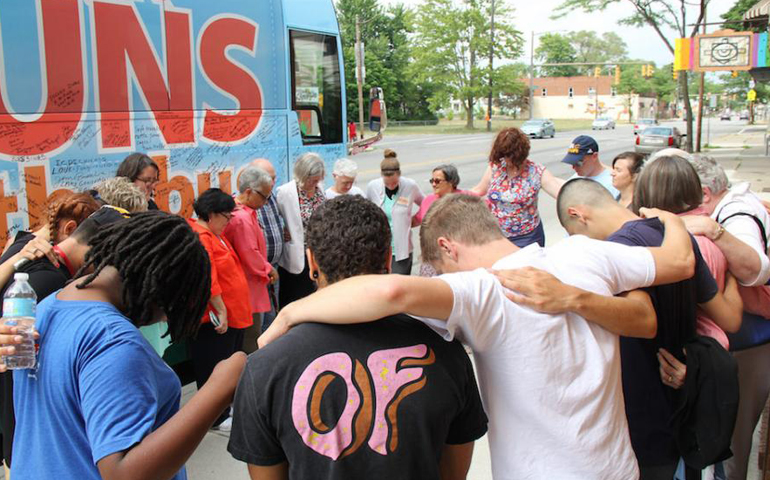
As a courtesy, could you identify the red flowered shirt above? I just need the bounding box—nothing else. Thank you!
[487,159,545,238]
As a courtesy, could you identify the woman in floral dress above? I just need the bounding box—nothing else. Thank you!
[473,128,564,247]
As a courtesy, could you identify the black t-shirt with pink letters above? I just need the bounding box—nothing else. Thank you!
[228,315,487,479]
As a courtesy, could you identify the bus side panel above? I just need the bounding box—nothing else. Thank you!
[0,0,296,241]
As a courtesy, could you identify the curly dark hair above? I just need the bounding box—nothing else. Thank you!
[75,210,211,342]
[306,195,391,284]
[193,188,236,221]
[489,128,531,168]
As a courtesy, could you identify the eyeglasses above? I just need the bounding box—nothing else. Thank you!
[429,178,446,186]
[255,190,271,201]
[219,212,233,222]
[574,160,584,168]
[136,176,159,185]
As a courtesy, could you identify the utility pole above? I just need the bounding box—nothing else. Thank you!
[595,69,600,120]
[528,31,534,120]
[696,8,707,152]
[486,0,495,132]
[355,15,365,140]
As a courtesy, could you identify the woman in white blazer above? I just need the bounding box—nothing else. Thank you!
[366,149,424,275]
[275,153,326,307]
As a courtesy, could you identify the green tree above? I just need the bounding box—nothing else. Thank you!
[553,0,708,151]
[494,63,529,117]
[412,0,524,129]
[336,0,434,124]
[616,64,654,122]
[534,31,628,77]
[536,33,579,77]
[570,31,628,75]
[720,71,770,106]
[721,0,765,32]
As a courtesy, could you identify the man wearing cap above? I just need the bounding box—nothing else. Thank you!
[0,205,129,477]
[562,135,620,198]
[366,149,424,275]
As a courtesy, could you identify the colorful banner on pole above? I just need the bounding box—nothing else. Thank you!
[674,30,769,72]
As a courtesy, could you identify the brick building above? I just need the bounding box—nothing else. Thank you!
[528,75,656,121]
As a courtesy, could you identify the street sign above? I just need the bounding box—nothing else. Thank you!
[748,89,757,101]
[710,95,718,108]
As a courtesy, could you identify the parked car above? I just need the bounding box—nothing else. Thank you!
[740,111,750,120]
[633,118,658,135]
[720,112,732,121]
[635,126,685,155]
[521,119,556,138]
[592,117,616,130]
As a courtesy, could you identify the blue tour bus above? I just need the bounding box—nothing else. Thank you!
[0,0,383,374]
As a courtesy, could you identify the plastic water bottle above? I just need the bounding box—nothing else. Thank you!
[2,273,37,369]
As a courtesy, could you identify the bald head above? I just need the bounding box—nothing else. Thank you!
[250,158,276,182]
[556,178,619,229]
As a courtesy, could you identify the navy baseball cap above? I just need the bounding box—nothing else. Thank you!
[562,135,599,165]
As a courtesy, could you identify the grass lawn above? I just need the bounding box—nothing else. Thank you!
[377,118,615,135]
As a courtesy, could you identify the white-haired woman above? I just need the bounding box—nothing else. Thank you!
[326,158,364,199]
[275,153,326,306]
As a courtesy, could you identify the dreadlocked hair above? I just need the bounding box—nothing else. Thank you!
[74,211,211,342]
[46,192,100,243]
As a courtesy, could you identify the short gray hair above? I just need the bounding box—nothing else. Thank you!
[689,154,729,195]
[94,177,148,213]
[333,158,358,178]
[238,165,272,194]
[293,153,325,183]
[433,164,460,189]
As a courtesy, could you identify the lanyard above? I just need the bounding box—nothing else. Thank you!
[53,245,75,277]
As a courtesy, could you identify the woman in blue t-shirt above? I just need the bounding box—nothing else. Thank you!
[1,211,246,480]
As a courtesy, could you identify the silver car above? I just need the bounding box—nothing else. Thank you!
[634,126,684,155]
[592,117,615,130]
[521,119,555,139]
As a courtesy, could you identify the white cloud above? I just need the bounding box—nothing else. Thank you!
[379,0,739,67]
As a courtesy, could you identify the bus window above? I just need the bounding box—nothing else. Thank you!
[290,30,343,145]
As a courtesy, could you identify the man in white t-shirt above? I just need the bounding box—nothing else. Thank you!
[261,194,696,479]
[563,135,620,198]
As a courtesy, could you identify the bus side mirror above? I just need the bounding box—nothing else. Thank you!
[368,87,387,133]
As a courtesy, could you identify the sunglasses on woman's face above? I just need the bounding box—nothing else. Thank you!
[429,178,446,186]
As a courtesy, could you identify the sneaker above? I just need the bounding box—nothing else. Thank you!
[212,417,232,433]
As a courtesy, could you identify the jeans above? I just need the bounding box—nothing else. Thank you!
[507,221,545,248]
[261,280,279,332]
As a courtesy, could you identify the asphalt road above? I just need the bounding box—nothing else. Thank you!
[352,118,749,254]
[182,118,750,480]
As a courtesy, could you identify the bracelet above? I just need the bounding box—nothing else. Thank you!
[713,224,726,241]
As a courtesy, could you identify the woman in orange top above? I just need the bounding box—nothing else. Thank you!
[188,188,252,432]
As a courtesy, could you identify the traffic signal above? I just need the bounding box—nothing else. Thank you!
[673,70,679,80]
[647,65,654,77]
[614,66,621,85]
[641,65,646,76]
[594,67,601,78]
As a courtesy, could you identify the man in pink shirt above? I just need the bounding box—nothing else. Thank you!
[224,165,278,353]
